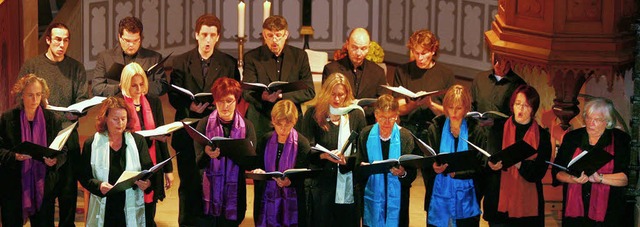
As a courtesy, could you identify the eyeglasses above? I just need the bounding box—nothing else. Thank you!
[377,116,397,123]
[215,98,236,106]
[513,102,531,109]
[585,116,606,125]
[120,37,141,45]
[264,31,286,41]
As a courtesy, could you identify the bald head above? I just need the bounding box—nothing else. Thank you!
[347,28,371,67]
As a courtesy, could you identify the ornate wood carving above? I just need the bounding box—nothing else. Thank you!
[487,0,636,129]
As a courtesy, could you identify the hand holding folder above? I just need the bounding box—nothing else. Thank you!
[12,122,78,160]
[412,133,479,173]
[107,153,179,195]
[182,122,256,163]
[546,149,613,177]
[359,154,426,176]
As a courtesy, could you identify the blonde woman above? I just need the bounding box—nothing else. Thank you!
[119,62,173,227]
[252,100,310,227]
[301,73,366,226]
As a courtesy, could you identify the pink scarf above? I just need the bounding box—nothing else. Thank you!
[565,135,614,222]
[124,95,156,203]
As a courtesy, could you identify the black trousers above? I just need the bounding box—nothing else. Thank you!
[145,202,157,227]
[173,130,203,227]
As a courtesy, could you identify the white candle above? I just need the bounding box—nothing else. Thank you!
[238,1,246,37]
[263,1,271,22]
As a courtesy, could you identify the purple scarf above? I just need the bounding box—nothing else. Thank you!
[203,110,245,220]
[258,129,299,227]
[20,107,47,222]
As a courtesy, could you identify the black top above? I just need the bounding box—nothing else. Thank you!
[105,143,127,226]
[552,128,630,225]
[482,118,551,223]
[471,70,526,114]
[422,116,488,210]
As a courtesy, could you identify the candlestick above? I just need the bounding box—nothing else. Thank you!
[263,1,271,22]
[238,1,245,38]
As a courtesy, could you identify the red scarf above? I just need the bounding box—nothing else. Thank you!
[124,95,157,203]
[497,117,540,217]
[564,135,614,222]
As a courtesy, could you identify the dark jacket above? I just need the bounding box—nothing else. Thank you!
[552,128,630,226]
[242,45,315,138]
[92,46,168,97]
[169,48,241,122]
[321,57,388,99]
[78,132,154,197]
[422,116,488,211]
[355,124,417,227]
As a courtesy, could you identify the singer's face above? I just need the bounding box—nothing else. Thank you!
[263,29,288,56]
[330,84,347,108]
[512,93,532,125]
[196,25,220,55]
[119,29,141,56]
[107,108,128,135]
[215,94,237,122]
[128,75,146,99]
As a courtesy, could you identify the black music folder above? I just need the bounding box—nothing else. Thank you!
[547,149,613,177]
[107,153,178,195]
[182,122,256,163]
[246,168,318,180]
[242,81,310,94]
[358,154,426,176]
[170,84,213,104]
[12,122,78,160]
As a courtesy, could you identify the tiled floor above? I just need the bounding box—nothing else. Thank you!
[30,95,562,227]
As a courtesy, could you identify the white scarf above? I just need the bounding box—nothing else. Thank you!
[87,132,146,227]
[334,114,355,204]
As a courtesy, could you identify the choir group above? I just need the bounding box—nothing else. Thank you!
[0,13,630,227]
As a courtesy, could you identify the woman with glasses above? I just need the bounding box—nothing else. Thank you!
[356,94,416,227]
[301,73,366,226]
[118,62,173,227]
[251,99,310,227]
[423,84,486,227]
[552,98,630,226]
[194,77,257,226]
[0,75,68,226]
[482,85,551,226]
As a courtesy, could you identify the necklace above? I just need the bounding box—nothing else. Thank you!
[134,104,141,111]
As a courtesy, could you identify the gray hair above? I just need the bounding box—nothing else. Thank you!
[582,98,616,129]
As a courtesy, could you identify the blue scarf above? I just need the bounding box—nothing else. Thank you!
[428,118,481,227]
[203,110,246,219]
[363,123,401,227]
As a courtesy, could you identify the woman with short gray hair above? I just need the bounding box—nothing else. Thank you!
[552,98,630,226]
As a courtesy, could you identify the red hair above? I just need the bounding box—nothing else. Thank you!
[95,97,137,133]
[211,77,242,101]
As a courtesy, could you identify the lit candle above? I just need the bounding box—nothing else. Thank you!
[238,1,245,37]
[263,0,271,22]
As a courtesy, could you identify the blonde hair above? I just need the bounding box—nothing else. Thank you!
[442,84,471,118]
[12,74,51,108]
[271,99,298,124]
[314,73,355,131]
[119,62,149,97]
